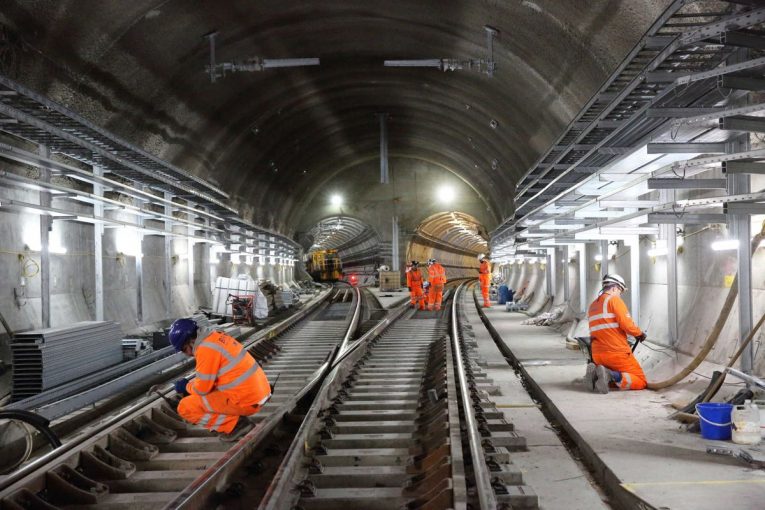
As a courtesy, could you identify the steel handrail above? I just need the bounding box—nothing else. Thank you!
[451,282,497,509]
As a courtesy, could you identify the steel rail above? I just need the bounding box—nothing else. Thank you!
[450,282,497,509]
[258,297,419,509]
[164,286,362,509]
[0,288,332,495]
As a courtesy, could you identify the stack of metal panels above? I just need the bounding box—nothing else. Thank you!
[122,338,153,361]
[11,321,123,402]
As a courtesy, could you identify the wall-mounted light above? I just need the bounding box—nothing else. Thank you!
[594,254,603,262]
[711,239,739,251]
[330,194,343,206]
[647,239,668,258]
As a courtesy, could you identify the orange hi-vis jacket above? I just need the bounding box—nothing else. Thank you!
[407,268,424,288]
[587,293,643,355]
[190,331,271,407]
[428,263,447,285]
[479,260,491,275]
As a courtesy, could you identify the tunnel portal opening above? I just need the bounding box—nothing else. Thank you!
[407,211,488,279]
[301,215,381,283]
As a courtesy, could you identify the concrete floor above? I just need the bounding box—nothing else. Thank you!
[366,287,410,309]
[463,296,610,510]
[477,301,765,510]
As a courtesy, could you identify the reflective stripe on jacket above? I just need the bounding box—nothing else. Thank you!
[428,263,447,285]
[407,268,424,287]
[190,331,271,406]
[587,293,642,355]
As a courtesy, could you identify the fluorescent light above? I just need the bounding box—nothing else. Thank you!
[711,239,739,251]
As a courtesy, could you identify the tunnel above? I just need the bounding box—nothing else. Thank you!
[0,2,764,509]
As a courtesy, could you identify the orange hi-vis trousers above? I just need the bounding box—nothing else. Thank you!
[428,284,444,311]
[479,273,491,306]
[177,390,269,434]
[410,286,426,310]
[592,350,647,390]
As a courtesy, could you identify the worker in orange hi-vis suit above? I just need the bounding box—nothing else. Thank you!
[406,260,426,310]
[585,274,648,394]
[426,258,447,311]
[478,254,492,308]
[168,318,272,441]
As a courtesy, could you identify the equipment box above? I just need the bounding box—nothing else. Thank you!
[379,271,401,291]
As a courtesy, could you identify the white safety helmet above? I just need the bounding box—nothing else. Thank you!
[477,253,485,261]
[602,273,626,292]
[427,258,436,265]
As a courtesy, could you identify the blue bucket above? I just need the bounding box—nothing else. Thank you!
[696,402,733,440]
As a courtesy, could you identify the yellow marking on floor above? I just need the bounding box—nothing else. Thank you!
[622,479,765,493]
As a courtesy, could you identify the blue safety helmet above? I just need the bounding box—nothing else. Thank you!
[168,318,198,352]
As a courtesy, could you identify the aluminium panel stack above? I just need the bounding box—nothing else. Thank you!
[11,321,123,402]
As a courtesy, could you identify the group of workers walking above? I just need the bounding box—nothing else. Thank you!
[406,258,447,311]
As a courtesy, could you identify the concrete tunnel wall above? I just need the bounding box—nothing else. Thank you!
[498,220,765,379]
[0,150,297,347]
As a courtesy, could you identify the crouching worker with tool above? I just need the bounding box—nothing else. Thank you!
[168,318,271,441]
[585,274,647,393]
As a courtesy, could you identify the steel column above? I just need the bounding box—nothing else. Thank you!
[578,244,587,314]
[391,215,399,271]
[562,245,570,302]
[546,248,556,301]
[38,145,51,328]
[379,113,389,184]
[187,206,195,300]
[135,186,146,323]
[730,171,753,373]
[164,192,173,317]
[660,189,678,345]
[93,166,104,321]
[627,236,641,324]
[599,240,608,278]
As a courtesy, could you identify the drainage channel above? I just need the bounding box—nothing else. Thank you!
[0,287,363,510]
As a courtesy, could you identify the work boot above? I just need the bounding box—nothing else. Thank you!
[218,418,253,442]
[583,363,597,392]
[594,365,610,394]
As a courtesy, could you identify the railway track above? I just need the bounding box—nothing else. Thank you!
[0,281,540,509]
[260,282,536,509]
[0,285,362,509]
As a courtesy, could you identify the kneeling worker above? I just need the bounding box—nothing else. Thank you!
[585,274,647,393]
[169,318,271,441]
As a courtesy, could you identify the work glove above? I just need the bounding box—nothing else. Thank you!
[635,332,647,343]
[174,378,189,396]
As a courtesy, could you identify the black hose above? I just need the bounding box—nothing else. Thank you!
[0,409,62,448]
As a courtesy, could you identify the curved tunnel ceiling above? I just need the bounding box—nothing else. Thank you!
[415,211,488,256]
[0,0,672,235]
[304,215,376,252]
